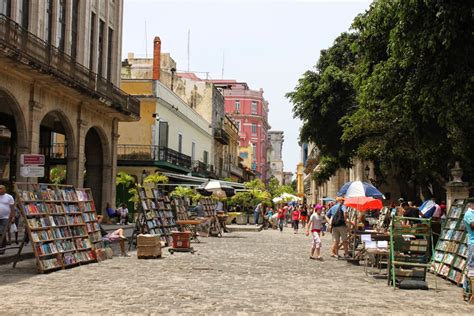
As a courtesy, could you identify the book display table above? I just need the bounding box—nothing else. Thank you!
[14,183,104,273]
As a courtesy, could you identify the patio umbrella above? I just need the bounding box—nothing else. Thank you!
[344,196,383,211]
[337,181,385,199]
[321,197,335,202]
[197,180,235,198]
[272,196,283,203]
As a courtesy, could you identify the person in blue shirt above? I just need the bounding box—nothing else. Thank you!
[324,197,349,258]
[463,202,474,300]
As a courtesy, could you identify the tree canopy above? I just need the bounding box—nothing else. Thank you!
[288,0,474,198]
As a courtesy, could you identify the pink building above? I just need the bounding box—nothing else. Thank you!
[209,80,270,181]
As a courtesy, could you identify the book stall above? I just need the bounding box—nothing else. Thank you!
[133,186,178,247]
[14,183,105,273]
[431,198,473,300]
[199,197,223,237]
[173,197,202,243]
[388,216,434,289]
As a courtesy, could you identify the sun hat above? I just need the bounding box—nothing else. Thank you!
[315,204,322,210]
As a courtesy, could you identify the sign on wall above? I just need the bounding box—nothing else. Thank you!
[20,154,45,166]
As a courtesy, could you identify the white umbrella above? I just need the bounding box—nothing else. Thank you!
[197,180,235,198]
[272,197,283,203]
[280,192,301,202]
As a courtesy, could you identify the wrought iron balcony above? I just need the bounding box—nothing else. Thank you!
[192,160,209,174]
[0,14,139,118]
[117,145,191,170]
[214,127,229,145]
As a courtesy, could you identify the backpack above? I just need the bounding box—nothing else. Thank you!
[331,204,345,227]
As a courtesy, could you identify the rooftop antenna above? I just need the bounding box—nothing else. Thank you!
[187,29,190,72]
[221,51,225,79]
[145,20,148,58]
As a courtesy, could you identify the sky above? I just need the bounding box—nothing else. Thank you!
[122,0,372,176]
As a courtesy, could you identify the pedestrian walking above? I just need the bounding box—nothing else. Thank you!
[300,205,308,229]
[0,185,15,254]
[254,202,262,226]
[117,203,129,225]
[325,197,349,258]
[277,205,286,232]
[462,202,474,301]
[307,205,324,260]
[292,206,300,234]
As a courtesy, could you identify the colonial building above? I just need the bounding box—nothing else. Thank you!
[282,171,293,185]
[0,0,139,211]
[300,142,401,205]
[209,80,271,182]
[268,131,284,184]
[118,37,213,182]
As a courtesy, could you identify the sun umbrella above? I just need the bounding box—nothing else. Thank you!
[197,180,235,198]
[337,181,384,199]
[344,196,383,211]
[272,197,283,203]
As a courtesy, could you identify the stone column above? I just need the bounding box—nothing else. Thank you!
[446,162,470,210]
[75,113,88,187]
[109,118,120,208]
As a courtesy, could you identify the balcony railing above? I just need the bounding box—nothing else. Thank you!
[229,164,244,178]
[214,127,229,145]
[117,145,191,170]
[0,14,139,117]
[192,160,210,175]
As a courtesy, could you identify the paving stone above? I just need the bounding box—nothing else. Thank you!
[0,229,472,314]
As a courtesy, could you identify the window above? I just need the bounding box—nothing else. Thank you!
[71,0,79,59]
[158,121,169,147]
[236,121,240,131]
[191,142,196,161]
[252,143,257,156]
[251,123,257,135]
[57,0,66,51]
[0,0,11,17]
[45,0,53,44]
[19,0,29,30]
[89,12,96,70]
[251,101,257,114]
[203,151,209,165]
[235,100,240,113]
[98,19,105,76]
[106,27,114,81]
[178,134,182,153]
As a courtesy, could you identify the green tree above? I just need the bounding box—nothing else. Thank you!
[287,32,359,184]
[343,0,474,198]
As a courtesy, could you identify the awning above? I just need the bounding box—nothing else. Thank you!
[161,172,245,189]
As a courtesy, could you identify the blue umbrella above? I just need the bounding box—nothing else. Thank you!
[337,181,384,199]
[321,197,335,202]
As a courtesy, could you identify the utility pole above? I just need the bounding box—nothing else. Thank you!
[187,30,190,72]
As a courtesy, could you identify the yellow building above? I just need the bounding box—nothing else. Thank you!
[118,38,213,182]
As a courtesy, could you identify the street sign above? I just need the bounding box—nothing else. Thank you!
[21,154,45,165]
[20,166,45,178]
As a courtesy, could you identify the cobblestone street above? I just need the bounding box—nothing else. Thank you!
[0,229,472,315]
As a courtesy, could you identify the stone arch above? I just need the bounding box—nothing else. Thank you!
[0,87,28,186]
[84,125,111,214]
[39,109,77,184]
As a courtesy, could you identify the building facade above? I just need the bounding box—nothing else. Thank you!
[268,131,284,184]
[0,0,139,211]
[118,37,213,182]
[282,171,293,185]
[209,80,270,182]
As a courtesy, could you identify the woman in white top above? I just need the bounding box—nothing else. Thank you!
[306,204,324,260]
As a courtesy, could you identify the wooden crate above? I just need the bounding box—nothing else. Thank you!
[137,234,162,259]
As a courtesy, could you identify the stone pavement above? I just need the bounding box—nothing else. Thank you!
[0,228,472,315]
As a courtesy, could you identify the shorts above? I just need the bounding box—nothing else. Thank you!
[332,225,348,243]
[300,215,307,222]
[311,231,321,249]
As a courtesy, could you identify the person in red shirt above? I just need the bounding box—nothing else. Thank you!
[292,206,301,234]
[277,205,286,232]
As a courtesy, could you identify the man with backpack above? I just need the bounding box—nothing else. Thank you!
[325,197,349,258]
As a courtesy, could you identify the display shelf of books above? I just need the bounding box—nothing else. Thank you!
[200,198,216,217]
[77,188,105,251]
[15,183,98,273]
[431,199,470,286]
